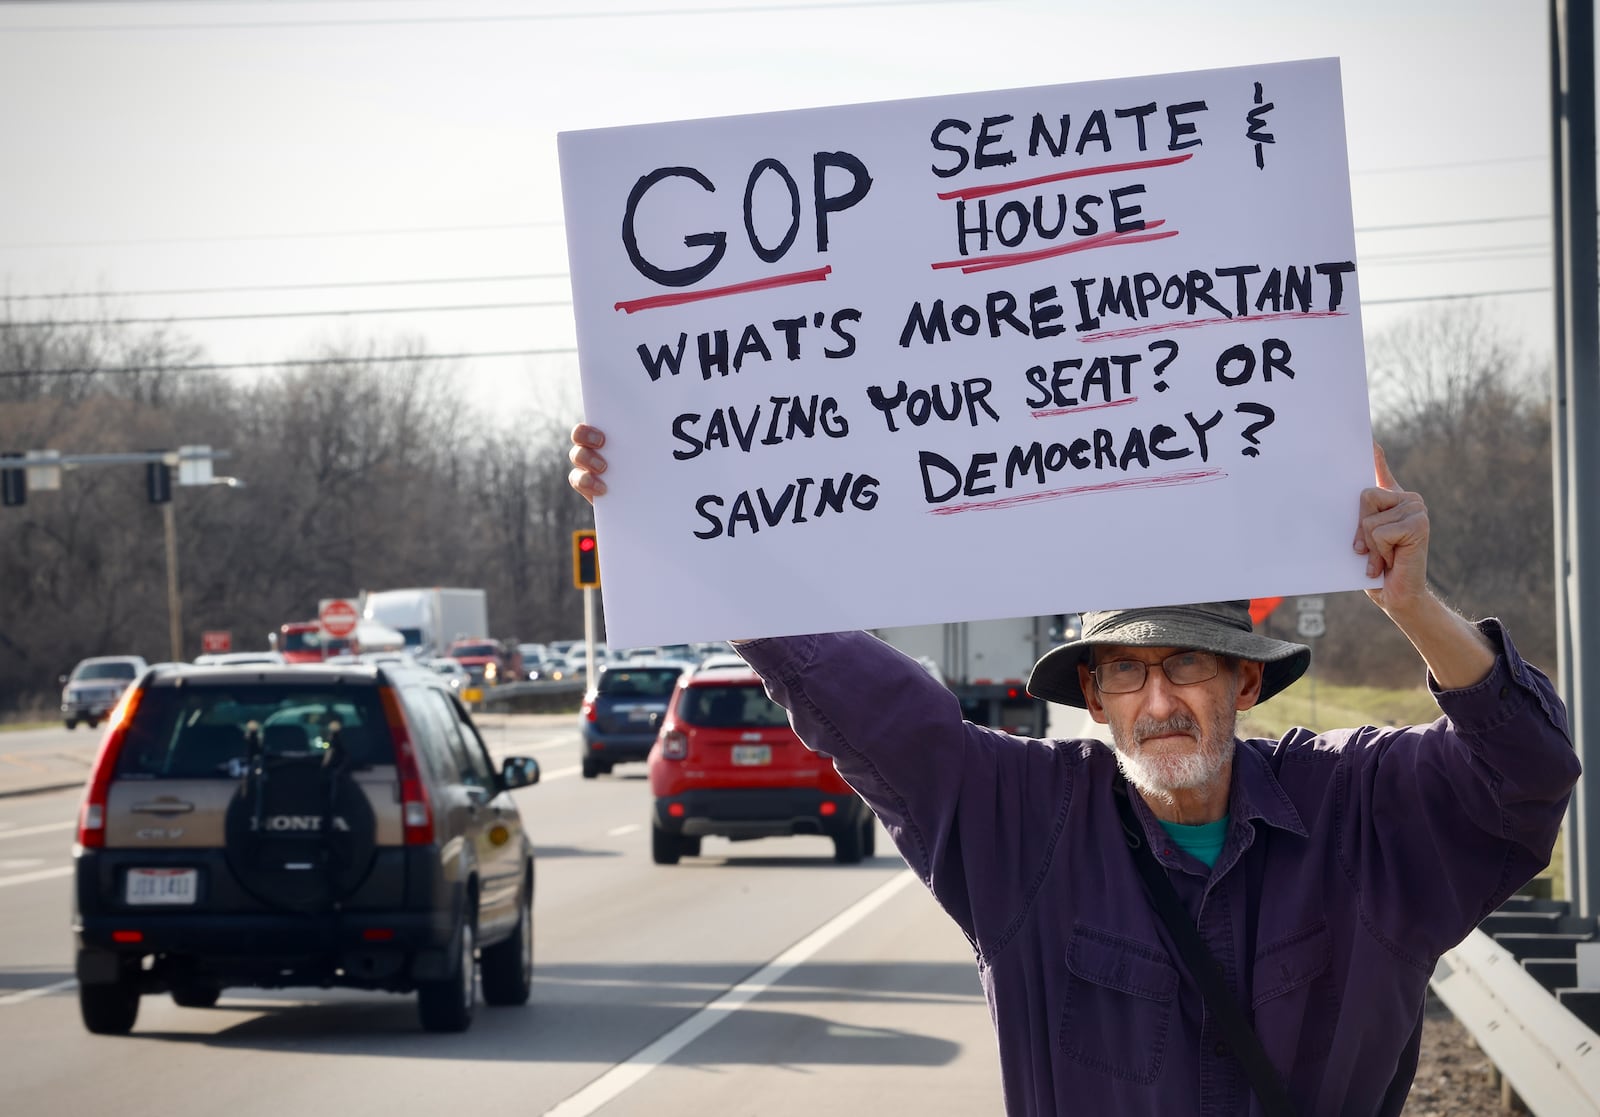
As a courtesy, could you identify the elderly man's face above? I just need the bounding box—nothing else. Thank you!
[1077,646,1264,801]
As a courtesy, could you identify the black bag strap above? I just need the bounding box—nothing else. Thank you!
[1113,779,1297,1117]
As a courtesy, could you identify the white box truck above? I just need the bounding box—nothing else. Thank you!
[361,588,489,659]
[873,616,1062,736]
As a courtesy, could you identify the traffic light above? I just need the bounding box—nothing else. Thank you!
[0,453,24,507]
[572,529,600,589]
[146,461,172,504]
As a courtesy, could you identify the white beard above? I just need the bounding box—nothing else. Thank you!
[1108,709,1237,800]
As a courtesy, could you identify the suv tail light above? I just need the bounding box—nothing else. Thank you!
[581,695,597,722]
[661,729,688,759]
[77,684,146,849]
[378,686,435,845]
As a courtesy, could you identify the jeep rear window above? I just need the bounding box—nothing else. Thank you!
[115,685,392,778]
[679,684,791,729]
[598,667,682,698]
[75,662,137,681]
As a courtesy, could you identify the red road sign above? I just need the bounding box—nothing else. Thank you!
[319,598,360,639]
[201,630,232,654]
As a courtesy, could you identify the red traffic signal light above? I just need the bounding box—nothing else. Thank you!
[572,529,600,589]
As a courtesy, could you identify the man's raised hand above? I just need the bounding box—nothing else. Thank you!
[1353,442,1430,614]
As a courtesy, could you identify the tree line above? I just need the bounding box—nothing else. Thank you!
[0,302,1558,717]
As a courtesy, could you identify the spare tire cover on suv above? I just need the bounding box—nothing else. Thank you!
[225,754,378,912]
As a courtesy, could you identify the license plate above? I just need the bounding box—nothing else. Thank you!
[463,687,483,703]
[731,745,771,766]
[125,868,198,906]
[627,708,654,722]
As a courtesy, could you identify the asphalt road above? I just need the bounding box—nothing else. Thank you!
[0,707,1105,1116]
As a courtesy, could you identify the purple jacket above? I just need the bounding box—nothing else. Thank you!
[738,621,1578,1116]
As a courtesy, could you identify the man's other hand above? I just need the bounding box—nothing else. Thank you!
[569,423,608,504]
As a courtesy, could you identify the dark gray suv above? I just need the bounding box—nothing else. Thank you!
[72,660,539,1034]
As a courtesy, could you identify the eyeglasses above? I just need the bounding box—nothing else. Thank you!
[1090,651,1224,695]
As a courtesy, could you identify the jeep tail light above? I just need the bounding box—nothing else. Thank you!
[661,730,688,759]
[77,684,146,849]
[378,686,435,845]
[581,696,597,722]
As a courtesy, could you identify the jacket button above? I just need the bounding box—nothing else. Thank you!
[1215,1041,1229,1057]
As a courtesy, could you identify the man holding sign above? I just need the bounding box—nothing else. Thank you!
[560,59,1576,1114]
[570,428,1576,1117]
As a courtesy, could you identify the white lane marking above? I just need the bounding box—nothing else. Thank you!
[487,735,579,758]
[540,765,581,782]
[540,870,920,1117]
[0,979,76,1007]
[606,824,640,837]
[0,866,73,889]
[0,859,44,871]
[0,821,76,841]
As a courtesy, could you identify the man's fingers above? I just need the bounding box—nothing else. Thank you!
[568,442,607,474]
[572,423,605,450]
[1373,441,1400,491]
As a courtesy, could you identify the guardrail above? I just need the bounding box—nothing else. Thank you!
[472,679,585,714]
[1431,897,1600,1114]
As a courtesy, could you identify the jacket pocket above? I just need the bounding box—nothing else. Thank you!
[1251,923,1331,1006]
[1058,924,1178,1085]
[1252,921,1337,1066]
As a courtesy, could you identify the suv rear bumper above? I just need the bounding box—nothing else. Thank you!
[581,727,656,761]
[654,788,865,839]
[75,909,461,990]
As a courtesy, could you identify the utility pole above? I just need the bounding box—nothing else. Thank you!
[1552,0,1599,914]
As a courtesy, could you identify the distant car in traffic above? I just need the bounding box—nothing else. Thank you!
[579,659,694,778]
[426,657,471,694]
[72,659,541,1035]
[192,651,288,667]
[59,656,149,729]
[647,664,875,865]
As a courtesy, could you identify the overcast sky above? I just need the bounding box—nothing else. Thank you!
[0,0,1564,423]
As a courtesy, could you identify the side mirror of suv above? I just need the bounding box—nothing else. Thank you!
[500,755,541,790]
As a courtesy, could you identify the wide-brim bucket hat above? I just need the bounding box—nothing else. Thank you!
[1027,600,1311,709]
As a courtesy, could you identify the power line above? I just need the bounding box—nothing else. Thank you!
[1356,213,1548,234]
[0,347,578,379]
[0,299,573,328]
[1349,153,1547,176]
[3,220,564,251]
[4,209,1558,255]
[0,285,1553,380]
[3,272,570,302]
[1,0,985,32]
[1363,287,1549,306]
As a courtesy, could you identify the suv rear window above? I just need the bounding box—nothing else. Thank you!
[450,643,498,658]
[75,662,137,682]
[598,667,682,698]
[680,683,790,729]
[115,685,392,778]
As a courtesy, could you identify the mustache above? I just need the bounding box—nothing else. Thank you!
[1132,713,1199,746]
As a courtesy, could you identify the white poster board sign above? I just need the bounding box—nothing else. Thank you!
[559,57,1374,647]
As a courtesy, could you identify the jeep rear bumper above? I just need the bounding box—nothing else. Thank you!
[653,789,866,840]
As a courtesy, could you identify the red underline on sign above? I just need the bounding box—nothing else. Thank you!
[935,153,1195,202]
[1029,397,1140,419]
[614,266,832,314]
[928,468,1226,516]
[1080,309,1346,342]
[932,222,1176,276]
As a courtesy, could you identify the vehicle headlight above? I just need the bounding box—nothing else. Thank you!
[485,662,498,680]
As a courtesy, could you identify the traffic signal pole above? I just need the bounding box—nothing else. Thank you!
[164,499,183,662]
